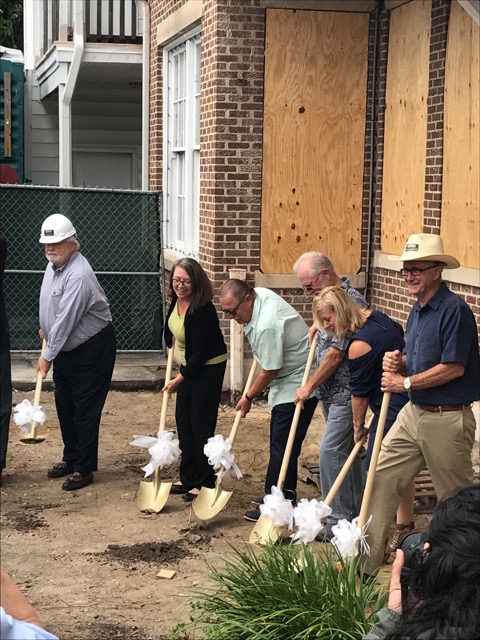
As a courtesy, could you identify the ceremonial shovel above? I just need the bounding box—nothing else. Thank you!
[137,346,175,512]
[19,340,47,444]
[193,359,258,521]
[249,336,317,545]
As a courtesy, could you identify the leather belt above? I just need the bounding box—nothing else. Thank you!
[415,404,471,413]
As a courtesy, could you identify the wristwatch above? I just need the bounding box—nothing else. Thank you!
[403,377,412,391]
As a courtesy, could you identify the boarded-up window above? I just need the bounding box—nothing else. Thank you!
[261,9,369,275]
[381,0,431,255]
[441,1,479,270]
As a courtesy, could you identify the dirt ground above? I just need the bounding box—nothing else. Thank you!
[2,388,440,640]
[2,389,331,640]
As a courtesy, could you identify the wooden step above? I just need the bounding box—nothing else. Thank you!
[299,463,480,514]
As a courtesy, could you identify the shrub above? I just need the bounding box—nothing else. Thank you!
[174,542,387,639]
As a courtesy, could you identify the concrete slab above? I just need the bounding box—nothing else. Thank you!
[11,352,169,392]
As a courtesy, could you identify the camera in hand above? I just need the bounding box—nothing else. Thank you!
[399,531,425,568]
[399,531,426,610]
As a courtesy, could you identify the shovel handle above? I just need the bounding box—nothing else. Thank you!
[228,359,258,445]
[33,339,47,407]
[357,392,391,529]
[323,414,374,506]
[158,343,175,435]
[277,334,317,491]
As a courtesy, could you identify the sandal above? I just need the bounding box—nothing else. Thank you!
[383,521,415,563]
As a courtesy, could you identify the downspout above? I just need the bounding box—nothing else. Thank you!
[364,0,381,296]
[136,0,150,191]
[59,0,84,187]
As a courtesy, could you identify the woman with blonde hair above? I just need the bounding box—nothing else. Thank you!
[313,286,415,560]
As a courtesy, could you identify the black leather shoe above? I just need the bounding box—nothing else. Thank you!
[171,483,187,494]
[48,462,74,478]
[182,491,198,502]
[62,472,94,491]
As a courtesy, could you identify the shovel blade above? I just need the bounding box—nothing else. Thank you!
[20,422,46,444]
[248,515,284,546]
[193,485,233,521]
[137,478,172,513]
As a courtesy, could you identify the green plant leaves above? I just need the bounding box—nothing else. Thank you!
[174,542,387,640]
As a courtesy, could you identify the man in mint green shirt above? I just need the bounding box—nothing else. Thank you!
[219,279,318,521]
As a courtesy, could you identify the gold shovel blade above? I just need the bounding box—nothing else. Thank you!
[19,422,46,444]
[248,515,285,546]
[193,484,233,521]
[137,475,172,513]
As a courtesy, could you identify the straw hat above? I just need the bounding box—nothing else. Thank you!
[388,233,460,269]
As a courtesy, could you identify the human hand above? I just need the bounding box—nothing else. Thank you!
[36,357,51,379]
[235,396,252,418]
[308,324,318,344]
[388,549,404,614]
[294,385,310,407]
[383,350,402,373]
[381,371,405,393]
[353,422,368,443]
[38,329,45,341]
[163,375,182,396]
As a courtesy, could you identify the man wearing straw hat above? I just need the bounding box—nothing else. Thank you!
[363,233,479,575]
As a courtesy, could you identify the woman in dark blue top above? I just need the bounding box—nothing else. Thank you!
[313,286,415,561]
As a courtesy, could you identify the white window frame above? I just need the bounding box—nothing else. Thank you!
[163,27,201,258]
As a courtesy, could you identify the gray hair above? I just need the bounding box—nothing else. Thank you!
[293,252,335,277]
[68,235,80,250]
[219,278,255,302]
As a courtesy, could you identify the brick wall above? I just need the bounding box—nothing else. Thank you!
[149,0,479,340]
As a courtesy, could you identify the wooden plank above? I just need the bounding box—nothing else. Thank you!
[381,1,431,256]
[441,0,480,270]
[3,72,12,158]
[260,9,368,275]
[260,0,376,11]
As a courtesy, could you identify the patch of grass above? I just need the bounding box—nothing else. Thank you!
[174,542,387,639]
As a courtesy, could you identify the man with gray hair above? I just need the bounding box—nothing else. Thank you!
[218,279,318,522]
[293,251,367,539]
[38,214,116,491]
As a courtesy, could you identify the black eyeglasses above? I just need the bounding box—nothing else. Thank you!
[221,298,246,317]
[400,265,440,277]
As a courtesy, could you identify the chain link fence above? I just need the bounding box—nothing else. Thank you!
[1,184,163,351]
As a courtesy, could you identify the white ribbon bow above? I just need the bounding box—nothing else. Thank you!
[259,485,295,530]
[130,431,181,478]
[331,516,372,559]
[291,498,332,544]
[203,434,242,479]
[13,400,47,434]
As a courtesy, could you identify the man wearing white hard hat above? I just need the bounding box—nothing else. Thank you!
[362,233,479,574]
[38,214,116,491]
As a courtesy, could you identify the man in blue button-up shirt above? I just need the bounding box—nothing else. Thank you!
[362,233,479,575]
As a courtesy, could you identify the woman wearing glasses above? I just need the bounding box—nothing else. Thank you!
[312,286,415,561]
[163,258,227,502]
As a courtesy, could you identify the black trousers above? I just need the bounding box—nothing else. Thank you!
[175,360,226,491]
[53,324,116,476]
[0,345,11,470]
[265,396,318,501]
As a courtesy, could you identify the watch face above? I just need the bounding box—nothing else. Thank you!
[404,378,411,390]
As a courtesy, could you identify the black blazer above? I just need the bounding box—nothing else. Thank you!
[164,299,226,380]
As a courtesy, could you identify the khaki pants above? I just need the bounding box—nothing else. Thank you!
[362,401,476,574]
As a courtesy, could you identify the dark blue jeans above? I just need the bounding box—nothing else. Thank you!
[265,397,318,501]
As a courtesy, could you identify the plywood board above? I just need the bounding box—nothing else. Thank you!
[381,0,431,255]
[441,1,480,270]
[260,9,369,274]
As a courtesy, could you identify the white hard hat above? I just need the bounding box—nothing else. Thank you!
[39,214,76,244]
